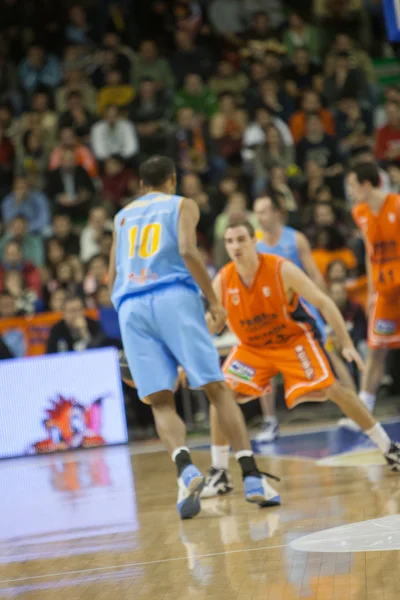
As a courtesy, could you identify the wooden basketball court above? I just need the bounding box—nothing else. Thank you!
[1,429,400,600]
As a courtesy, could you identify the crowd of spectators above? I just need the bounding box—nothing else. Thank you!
[0,0,398,377]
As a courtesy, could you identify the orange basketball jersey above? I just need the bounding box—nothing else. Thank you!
[220,253,315,348]
[352,194,400,294]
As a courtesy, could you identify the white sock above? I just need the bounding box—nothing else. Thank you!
[235,449,254,460]
[264,415,278,425]
[359,392,376,412]
[211,445,230,470]
[172,446,190,462]
[365,423,391,454]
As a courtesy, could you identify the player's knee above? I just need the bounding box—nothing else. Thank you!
[203,380,228,403]
[148,390,175,408]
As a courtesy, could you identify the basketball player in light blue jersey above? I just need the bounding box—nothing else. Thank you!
[108,156,280,519]
[253,194,357,442]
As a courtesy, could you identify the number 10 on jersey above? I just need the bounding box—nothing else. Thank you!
[129,223,161,259]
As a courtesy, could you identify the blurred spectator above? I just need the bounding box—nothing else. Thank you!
[282,12,319,58]
[0,216,44,267]
[284,47,323,101]
[290,89,335,144]
[3,269,42,315]
[131,40,174,90]
[0,292,26,357]
[49,287,67,312]
[0,52,19,111]
[181,174,215,246]
[0,123,15,193]
[98,230,113,262]
[102,32,135,72]
[172,0,203,36]
[266,165,298,215]
[130,79,172,157]
[298,159,327,205]
[210,92,247,163]
[101,155,137,212]
[97,69,135,116]
[323,50,369,107]
[0,240,42,296]
[253,125,295,195]
[170,30,216,87]
[46,295,103,354]
[295,113,342,174]
[326,259,348,282]
[16,129,48,187]
[65,4,95,46]
[242,0,285,29]
[374,85,400,129]
[49,126,98,178]
[241,12,275,48]
[18,45,61,98]
[95,283,113,308]
[91,47,130,89]
[247,77,292,122]
[375,102,400,162]
[80,206,113,263]
[58,91,96,142]
[55,69,97,114]
[174,73,218,119]
[212,175,241,214]
[311,225,357,279]
[51,214,80,256]
[46,148,96,221]
[208,61,249,101]
[171,107,225,183]
[207,0,245,37]
[83,254,109,297]
[335,96,373,156]
[2,176,50,234]
[91,104,139,163]
[324,33,376,86]
[242,106,293,167]
[387,161,400,193]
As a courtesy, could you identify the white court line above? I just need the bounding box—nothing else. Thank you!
[0,542,288,585]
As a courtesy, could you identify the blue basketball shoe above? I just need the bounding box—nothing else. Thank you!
[177,465,205,519]
[244,473,281,507]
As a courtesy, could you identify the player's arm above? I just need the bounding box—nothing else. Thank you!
[108,228,117,296]
[280,260,364,371]
[363,238,374,313]
[178,197,226,332]
[205,272,226,335]
[296,232,327,291]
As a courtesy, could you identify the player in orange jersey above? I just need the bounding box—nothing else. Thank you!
[341,162,400,430]
[200,218,400,498]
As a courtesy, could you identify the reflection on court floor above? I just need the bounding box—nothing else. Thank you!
[1,427,400,599]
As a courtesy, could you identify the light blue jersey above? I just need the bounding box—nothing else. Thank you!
[112,192,223,399]
[256,226,326,342]
[112,192,197,309]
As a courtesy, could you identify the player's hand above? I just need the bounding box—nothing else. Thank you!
[208,301,227,334]
[342,346,365,372]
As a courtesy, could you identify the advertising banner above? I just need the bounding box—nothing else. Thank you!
[0,309,98,357]
[0,347,128,459]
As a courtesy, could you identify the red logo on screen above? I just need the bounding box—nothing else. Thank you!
[28,395,108,454]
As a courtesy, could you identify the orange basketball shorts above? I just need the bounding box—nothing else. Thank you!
[223,330,336,409]
[368,290,400,349]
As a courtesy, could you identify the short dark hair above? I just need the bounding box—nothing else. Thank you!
[352,162,380,187]
[139,155,176,187]
[255,191,282,212]
[225,218,255,238]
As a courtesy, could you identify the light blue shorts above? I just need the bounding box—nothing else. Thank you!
[118,284,224,399]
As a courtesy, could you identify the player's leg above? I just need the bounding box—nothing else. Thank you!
[156,287,280,506]
[327,380,400,470]
[202,346,279,503]
[118,296,205,519]
[255,379,279,443]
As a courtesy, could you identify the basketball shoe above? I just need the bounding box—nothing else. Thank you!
[254,419,279,443]
[200,467,234,498]
[244,473,281,507]
[177,465,205,519]
[384,442,400,472]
